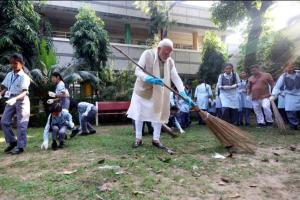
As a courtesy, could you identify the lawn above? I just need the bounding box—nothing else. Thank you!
[0,123,299,200]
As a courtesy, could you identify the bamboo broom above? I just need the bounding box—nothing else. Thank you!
[270,100,288,134]
[112,45,255,153]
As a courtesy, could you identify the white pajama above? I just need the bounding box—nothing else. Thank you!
[135,120,162,141]
[252,98,273,124]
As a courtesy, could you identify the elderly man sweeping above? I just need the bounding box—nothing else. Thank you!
[127,38,193,151]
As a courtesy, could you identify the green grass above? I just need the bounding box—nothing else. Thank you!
[0,123,299,200]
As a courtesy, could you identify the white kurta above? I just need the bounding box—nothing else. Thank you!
[216,73,240,109]
[194,83,212,110]
[127,49,185,123]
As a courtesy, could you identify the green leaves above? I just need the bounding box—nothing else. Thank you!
[70,5,110,71]
[0,0,41,69]
[198,32,228,85]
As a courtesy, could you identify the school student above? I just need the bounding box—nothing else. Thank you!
[41,103,75,150]
[0,53,31,155]
[216,63,240,125]
[48,72,70,110]
[194,80,212,124]
[270,62,300,130]
[237,71,252,126]
[167,105,185,134]
[76,102,97,136]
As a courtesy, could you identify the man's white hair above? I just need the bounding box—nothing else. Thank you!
[158,38,173,49]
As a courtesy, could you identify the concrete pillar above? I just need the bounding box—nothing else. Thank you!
[124,23,132,44]
[192,32,199,50]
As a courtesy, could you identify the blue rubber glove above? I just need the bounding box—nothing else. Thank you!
[179,91,195,107]
[144,76,164,86]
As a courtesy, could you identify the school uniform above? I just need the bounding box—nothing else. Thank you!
[56,81,70,110]
[215,88,222,118]
[237,79,252,126]
[194,83,212,124]
[1,69,30,150]
[216,72,240,125]
[272,71,300,128]
[78,102,96,134]
[43,110,74,144]
[207,99,217,116]
[176,98,191,128]
[277,86,288,124]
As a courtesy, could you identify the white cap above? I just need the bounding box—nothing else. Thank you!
[158,38,173,49]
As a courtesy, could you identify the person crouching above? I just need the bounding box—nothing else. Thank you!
[41,103,75,150]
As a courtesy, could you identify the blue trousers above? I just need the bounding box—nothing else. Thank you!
[1,96,30,148]
[221,107,238,125]
[52,125,67,142]
[81,109,96,133]
[286,111,300,126]
[238,108,252,125]
[177,111,190,128]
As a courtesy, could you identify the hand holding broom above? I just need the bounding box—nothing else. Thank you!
[269,95,288,134]
[112,45,255,153]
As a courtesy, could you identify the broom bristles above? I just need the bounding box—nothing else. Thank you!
[271,101,288,134]
[199,110,255,153]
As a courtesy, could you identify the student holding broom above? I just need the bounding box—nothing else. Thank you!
[127,38,193,150]
[248,65,274,128]
[270,61,300,130]
[216,63,240,125]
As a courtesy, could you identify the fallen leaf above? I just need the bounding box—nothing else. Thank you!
[61,170,77,175]
[289,146,296,151]
[249,184,257,187]
[261,158,269,162]
[98,158,105,164]
[273,152,280,156]
[227,153,233,158]
[95,194,104,200]
[133,191,145,195]
[221,177,230,183]
[229,193,240,198]
[192,165,199,171]
[99,182,113,192]
[98,165,121,170]
[218,181,226,186]
[115,171,125,175]
[158,157,171,163]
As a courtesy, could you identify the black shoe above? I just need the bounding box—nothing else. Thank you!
[132,140,142,148]
[58,141,64,149]
[256,123,266,128]
[89,130,96,135]
[80,132,89,136]
[266,122,273,128]
[4,142,17,153]
[10,148,24,155]
[290,125,298,130]
[52,140,58,151]
[70,128,79,138]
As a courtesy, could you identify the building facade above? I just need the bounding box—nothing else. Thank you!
[38,1,229,77]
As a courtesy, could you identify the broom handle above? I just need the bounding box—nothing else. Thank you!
[112,45,195,106]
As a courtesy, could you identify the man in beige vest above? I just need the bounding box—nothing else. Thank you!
[127,38,193,149]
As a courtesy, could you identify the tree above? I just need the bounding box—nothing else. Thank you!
[211,1,273,73]
[0,0,41,68]
[197,32,228,85]
[134,1,176,39]
[70,5,110,71]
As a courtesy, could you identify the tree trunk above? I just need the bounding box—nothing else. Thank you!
[244,15,263,73]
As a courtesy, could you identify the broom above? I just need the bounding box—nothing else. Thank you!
[112,45,255,153]
[270,100,288,134]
